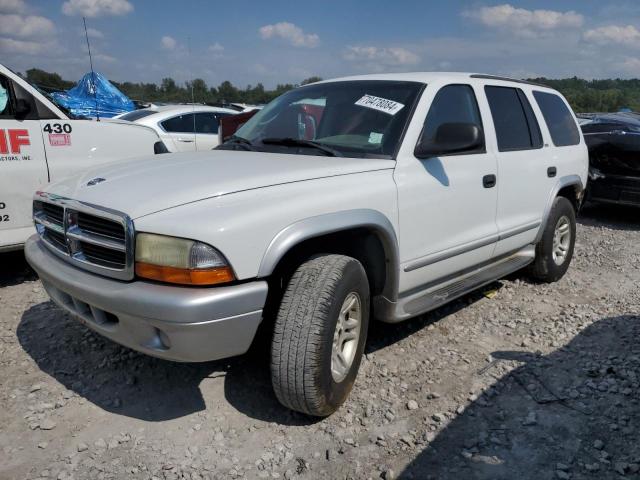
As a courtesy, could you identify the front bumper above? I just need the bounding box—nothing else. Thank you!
[25,235,268,362]
[588,174,640,206]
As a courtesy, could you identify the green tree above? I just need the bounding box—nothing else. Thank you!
[25,68,74,91]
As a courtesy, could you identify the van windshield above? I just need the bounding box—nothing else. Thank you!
[222,80,424,159]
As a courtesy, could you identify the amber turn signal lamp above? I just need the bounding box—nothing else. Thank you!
[135,262,235,286]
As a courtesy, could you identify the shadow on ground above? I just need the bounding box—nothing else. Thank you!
[16,301,317,424]
[401,315,640,480]
[579,202,640,231]
[16,283,493,425]
[0,250,36,287]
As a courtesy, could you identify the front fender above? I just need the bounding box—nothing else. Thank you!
[258,208,400,303]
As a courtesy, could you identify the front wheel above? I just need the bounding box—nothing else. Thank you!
[270,254,370,416]
[528,196,576,283]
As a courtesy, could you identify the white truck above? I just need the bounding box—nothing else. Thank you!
[0,64,167,251]
[25,73,588,416]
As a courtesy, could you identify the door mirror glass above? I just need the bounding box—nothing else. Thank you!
[415,122,483,158]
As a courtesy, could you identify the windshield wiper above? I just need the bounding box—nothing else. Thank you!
[219,135,257,151]
[261,137,343,157]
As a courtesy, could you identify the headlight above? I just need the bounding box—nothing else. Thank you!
[135,233,235,286]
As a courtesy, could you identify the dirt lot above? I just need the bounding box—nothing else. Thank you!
[1,203,639,480]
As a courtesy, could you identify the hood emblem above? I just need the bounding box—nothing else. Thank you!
[87,177,106,186]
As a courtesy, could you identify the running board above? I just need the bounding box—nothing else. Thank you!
[393,245,535,321]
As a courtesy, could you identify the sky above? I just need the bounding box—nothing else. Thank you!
[2,0,640,88]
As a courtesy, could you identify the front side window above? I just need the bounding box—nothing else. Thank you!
[421,84,485,153]
[161,113,195,133]
[485,86,542,152]
[533,91,580,147]
[228,80,424,159]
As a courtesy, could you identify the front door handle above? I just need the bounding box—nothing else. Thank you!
[483,174,497,188]
[547,166,557,178]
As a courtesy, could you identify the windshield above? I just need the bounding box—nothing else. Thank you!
[228,80,424,159]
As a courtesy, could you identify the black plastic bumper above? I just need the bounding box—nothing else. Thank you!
[588,174,640,206]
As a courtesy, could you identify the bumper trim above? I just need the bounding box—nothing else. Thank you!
[25,235,268,362]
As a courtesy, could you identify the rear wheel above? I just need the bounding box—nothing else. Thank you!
[270,254,370,416]
[529,196,576,282]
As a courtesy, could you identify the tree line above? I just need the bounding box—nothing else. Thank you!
[23,68,321,106]
[21,68,640,112]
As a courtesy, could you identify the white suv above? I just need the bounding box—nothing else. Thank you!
[25,73,588,416]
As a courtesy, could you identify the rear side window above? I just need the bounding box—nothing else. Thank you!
[485,86,542,152]
[421,84,485,153]
[533,91,580,146]
[161,113,195,133]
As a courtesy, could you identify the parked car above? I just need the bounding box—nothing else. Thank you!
[116,105,237,152]
[0,63,167,252]
[25,73,588,416]
[579,112,640,206]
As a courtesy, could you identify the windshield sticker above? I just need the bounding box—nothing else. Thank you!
[49,133,71,147]
[355,95,404,115]
[368,132,384,144]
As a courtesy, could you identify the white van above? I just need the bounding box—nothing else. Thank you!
[0,63,166,251]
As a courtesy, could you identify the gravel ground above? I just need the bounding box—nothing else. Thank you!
[1,203,639,480]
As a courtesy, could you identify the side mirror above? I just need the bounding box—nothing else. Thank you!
[15,98,32,119]
[415,122,483,159]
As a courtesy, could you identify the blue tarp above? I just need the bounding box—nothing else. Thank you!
[50,72,135,118]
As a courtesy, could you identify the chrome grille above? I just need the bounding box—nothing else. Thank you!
[33,194,134,281]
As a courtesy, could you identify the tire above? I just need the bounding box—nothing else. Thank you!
[529,196,576,283]
[270,254,370,416]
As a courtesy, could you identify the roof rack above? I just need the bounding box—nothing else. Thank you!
[469,74,546,87]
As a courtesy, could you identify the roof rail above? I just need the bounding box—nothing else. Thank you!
[469,74,546,87]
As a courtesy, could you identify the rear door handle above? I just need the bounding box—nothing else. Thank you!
[483,174,496,188]
[547,166,557,178]
[177,138,194,143]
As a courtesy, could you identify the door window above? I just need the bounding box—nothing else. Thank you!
[421,84,485,153]
[532,91,580,147]
[194,112,221,134]
[161,113,195,133]
[485,86,542,151]
[0,76,12,117]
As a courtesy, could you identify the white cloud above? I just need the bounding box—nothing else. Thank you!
[0,0,26,13]
[259,22,319,48]
[94,52,116,63]
[0,37,46,55]
[584,25,640,48]
[463,4,583,37]
[84,27,104,39]
[344,46,420,66]
[208,42,224,53]
[0,14,55,38]
[619,57,640,74]
[62,0,133,17]
[161,35,177,50]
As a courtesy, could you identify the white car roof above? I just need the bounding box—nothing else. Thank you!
[316,72,556,92]
[148,104,238,115]
[120,104,239,124]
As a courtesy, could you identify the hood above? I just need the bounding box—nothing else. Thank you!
[44,150,395,219]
